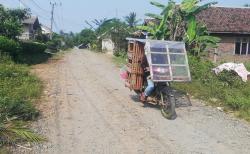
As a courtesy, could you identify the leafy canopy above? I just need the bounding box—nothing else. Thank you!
[0,4,30,39]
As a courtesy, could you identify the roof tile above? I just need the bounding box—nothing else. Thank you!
[196,7,250,34]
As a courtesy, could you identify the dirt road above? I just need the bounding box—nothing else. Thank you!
[23,49,250,154]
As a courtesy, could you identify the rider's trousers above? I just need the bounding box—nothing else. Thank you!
[145,79,154,96]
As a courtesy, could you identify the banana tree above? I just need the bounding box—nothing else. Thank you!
[137,1,175,40]
[185,17,220,56]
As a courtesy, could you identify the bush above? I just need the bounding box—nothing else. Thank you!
[15,41,51,65]
[20,41,47,54]
[47,39,60,51]
[0,36,20,57]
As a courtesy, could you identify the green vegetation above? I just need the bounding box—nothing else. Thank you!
[0,4,29,39]
[112,53,127,67]
[82,18,131,54]
[73,29,97,47]
[245,62,250,71]
[0,35,51,65]
[139,0,220,56]
[17,41,50,65]
[0,55,44,147]
[0,63,41,120]
[75,13,141,57]
[173,56,250,121]
[244,4,250,7]
[124,12,141,28]
[0,5,50,149]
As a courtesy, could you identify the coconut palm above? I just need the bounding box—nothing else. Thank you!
[124,12,140,28]
[244,4,250,7]
[0,117,45,146]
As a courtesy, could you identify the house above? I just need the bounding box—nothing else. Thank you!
[102,38,114,54]
[196,7,250,61]
[41,24,51,37]
[19,16,41,40]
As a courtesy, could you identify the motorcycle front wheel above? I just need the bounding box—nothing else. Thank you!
[160,90,177,120]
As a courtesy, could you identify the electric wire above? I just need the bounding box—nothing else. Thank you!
[19,0,50,21]
[29,0,50,14]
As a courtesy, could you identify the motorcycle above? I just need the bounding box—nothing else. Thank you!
[123,38,191,120]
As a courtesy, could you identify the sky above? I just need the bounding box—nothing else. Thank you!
[0,0,249,33]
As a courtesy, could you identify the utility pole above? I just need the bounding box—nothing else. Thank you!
[50,2,56,40]
[19,0,21,9]
[19,0,23,9]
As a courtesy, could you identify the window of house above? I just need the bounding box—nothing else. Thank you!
[235,38,250,55]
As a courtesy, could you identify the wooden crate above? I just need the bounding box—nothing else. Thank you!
[126,41,145,90]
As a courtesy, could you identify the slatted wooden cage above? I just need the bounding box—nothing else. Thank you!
[125,38,191,90]
[126,40,145,90]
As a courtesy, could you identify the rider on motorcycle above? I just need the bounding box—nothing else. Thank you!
[140,55,155,102]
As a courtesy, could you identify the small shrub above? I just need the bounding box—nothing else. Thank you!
[46,40,60,51]
[0,36,20,57]
[217,70,245,88]
[15,41,51,65]
[20,41,47,54]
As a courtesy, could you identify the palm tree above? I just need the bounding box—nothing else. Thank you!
[124,12,140,28]
[0,120,45,146]
[244,4,250,7]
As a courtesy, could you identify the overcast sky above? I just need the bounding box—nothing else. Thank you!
[0,0,249,33]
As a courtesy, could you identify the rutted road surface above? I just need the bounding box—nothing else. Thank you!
[27,49,250,153]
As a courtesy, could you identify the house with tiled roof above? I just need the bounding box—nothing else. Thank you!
[19,16,41,40]
[196,6,250,60]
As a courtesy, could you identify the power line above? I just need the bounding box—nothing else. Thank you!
[18,0,50,20]
[29,0,50,14]
[53,21,60,32]
[55,12,62,30]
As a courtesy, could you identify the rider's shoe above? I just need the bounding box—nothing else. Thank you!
[140,93,147,102]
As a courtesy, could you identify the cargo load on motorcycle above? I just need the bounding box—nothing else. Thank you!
[121,38,191,119]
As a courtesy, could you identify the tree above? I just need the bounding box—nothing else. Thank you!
[244,4,250,7]
[96,18,130,53]
[138,1,177,40]
[124,12,140,28]
[0,5,30,39]
[76,29,97,45]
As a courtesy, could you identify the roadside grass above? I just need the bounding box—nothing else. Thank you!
[112,55,127,67]
[173,56,250,122]
[245,62,250,71]
[0,63,42,119]
[0,54,44,148]
[112,51,127,67]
